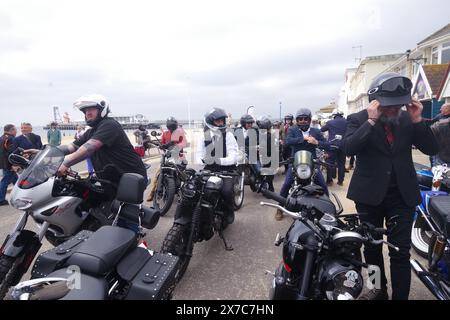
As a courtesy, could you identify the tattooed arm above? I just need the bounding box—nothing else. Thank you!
[57,139,103,176]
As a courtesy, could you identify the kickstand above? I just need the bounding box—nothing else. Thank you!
[218,229,233,251]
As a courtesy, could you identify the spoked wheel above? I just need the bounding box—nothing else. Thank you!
[153,175,176,216]
[233,174,245,211]
[161,223,191,282]
[411,218,433,258]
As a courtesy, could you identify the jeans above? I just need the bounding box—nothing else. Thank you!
[280,165,329,198]
[0,170,18,202]
[355,187,415,300]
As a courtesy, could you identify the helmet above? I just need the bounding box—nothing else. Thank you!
[166,116,178,132]
[332,109,343,118]
[311,115,319,122]
[295,108,312,132]
[204,107,228,132]
[240,114,255,127]
[284,113,294,122]
[319,260,363,300]
[273,120,282,127]
[368,72,412,107]
[295,108,312,119]
[74,94,110,127]
[256,116,272,130]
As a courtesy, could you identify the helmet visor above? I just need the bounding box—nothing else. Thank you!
[369,77,412,98]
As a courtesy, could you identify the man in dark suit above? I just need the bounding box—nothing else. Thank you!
[321,110,347,186]
[277,108,329,220]
[345,72,439,300]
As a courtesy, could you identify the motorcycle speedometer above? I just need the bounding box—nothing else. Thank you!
[295,164,312,180]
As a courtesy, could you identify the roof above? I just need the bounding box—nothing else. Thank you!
[418,23,450,45]
[437,63,450,100]
[422,64,449,95]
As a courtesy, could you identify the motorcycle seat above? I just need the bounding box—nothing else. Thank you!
[45,268,108,300]
[66,226,136,276]
[428,196,450,238]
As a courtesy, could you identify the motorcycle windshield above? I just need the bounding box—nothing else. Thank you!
[17,146,64,189]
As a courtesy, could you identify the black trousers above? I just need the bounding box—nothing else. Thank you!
[326,149,346,183]
[355,187,415,300]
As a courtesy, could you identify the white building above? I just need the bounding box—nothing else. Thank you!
[337,68,356,117]
[347,54,404,115]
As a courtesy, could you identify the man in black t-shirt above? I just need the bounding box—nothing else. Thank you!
[56,94,147,186]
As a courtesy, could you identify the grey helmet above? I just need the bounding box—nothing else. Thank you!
[284,113,294,122]
[295,108,312,132]
[367,72,412,107]
[256,116,272,130]
[204,107,228,132]
[240,114,255,127]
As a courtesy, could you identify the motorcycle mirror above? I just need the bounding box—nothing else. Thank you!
[335,134,342,140]
[150,131,158,137]
[8,153,30,167]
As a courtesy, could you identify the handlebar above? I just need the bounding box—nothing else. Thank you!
[260,188,287,207]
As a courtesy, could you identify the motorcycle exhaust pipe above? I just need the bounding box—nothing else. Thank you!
[410,259,450,300]
[430,236,445,270]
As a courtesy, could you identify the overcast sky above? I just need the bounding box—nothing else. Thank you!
[0,0,449,126]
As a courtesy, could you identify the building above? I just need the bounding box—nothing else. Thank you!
[438,63,450,103]
[347,54,404,114]
[412,63,449,119]
[337,68,357,117]
[383,23,450,79]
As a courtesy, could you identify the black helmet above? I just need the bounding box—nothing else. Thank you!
[256,116,272,130]
[240,114,255,127]
[368,72,412,107]
[138,124,146,131]
[284,113,294,121]
[204,107,228,132]
[166,116,178,132]
[295,108,312,120]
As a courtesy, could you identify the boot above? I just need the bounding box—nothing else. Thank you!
[358,288,389,300]
[275,209,283,221]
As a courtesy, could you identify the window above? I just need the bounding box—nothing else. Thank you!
[432,46,439,64]
[442,42,450,64]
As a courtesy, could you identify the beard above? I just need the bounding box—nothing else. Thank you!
[379,111,401,126]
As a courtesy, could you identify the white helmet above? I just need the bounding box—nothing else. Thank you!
[311,115,319,122]
[332,108,343,118]
[74,94,110,117]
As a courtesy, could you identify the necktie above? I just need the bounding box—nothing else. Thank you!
[384,124,394,145]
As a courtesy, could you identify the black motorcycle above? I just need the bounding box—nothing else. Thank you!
[259,150,399,300]
[410,194,450,300]
[149,131,188,216]
[7,173,180,300]
[260,192,398,299]
[160,169,239,280]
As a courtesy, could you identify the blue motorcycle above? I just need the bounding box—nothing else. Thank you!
[410,162,450,300]
[411,163,450,258]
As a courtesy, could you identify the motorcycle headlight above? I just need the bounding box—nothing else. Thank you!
[295,164,312,180]
[10,198,33,210]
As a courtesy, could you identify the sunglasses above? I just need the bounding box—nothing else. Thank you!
[296,117,310,121]
[368,77,412,97]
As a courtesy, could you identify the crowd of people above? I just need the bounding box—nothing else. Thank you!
[1,72,450,300]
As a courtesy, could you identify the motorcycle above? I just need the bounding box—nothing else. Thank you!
[411,163,450,257]
[410,192,450,300]
[160,169,239,280]
[149,131,188,216]
[8,173,180,300]
[259,150,399,300]
[0,146,129,299]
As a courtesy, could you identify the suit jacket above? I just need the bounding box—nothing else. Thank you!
[286,125,328,158]
[344,110,439,207]
[321,116,347,149]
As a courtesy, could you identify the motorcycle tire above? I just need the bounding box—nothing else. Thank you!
[233,175,244,211]
[411,217,432,258]
[154,176,176,216]
[161,223,191,282]
[0,255,23,300]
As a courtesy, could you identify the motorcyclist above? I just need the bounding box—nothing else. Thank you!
[192,107,239,224]
[256,116,275,192]
[281,113,294,173]
[234,114,258,166]
[50,94,148,186]
[146,116,188,202]
[276,108,329,220]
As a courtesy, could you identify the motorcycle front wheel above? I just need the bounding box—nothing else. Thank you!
[411,217,432,258]
[161,223,191,282]
[154,175,176,216]
[0,255,23,300]
[233,174,245,211]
